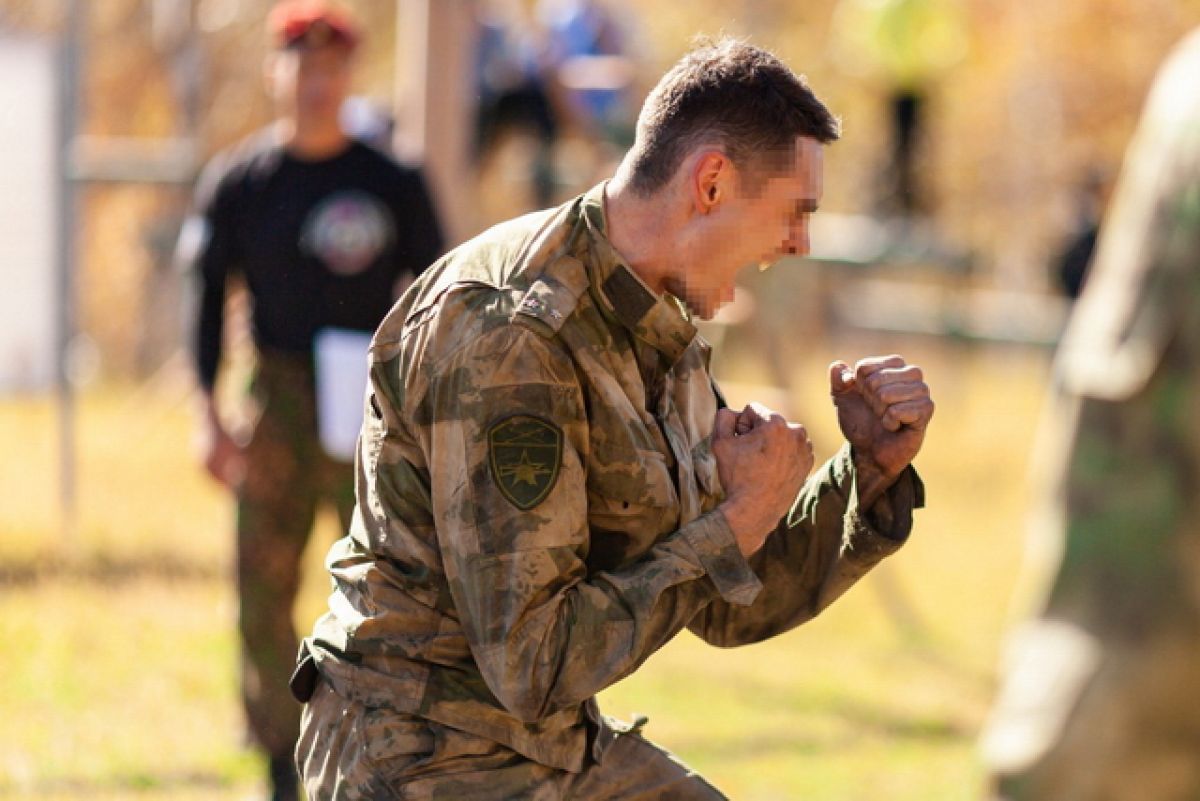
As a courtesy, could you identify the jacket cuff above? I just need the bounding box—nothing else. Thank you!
[679,510,762,606]
[843,448,925,557]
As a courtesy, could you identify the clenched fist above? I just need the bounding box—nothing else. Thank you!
[712,402,815,557]
[829,355,934,507]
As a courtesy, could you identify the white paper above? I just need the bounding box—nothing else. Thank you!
[313,327,373,462]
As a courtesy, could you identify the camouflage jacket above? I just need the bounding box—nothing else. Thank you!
[304,184,925,772]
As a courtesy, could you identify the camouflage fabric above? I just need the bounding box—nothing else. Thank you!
[297,682,727,800]
[981,28,1200,801]
[298,183,924,796]
[237,351,355,761]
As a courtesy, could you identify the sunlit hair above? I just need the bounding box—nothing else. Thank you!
[626,37,840,196]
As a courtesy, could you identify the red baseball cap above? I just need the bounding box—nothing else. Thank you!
[268,1,361,51]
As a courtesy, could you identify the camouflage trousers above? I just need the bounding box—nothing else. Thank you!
[296,682,729,800]
[237,352,356,760]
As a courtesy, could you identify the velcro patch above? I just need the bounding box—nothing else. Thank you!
[487,415,563,510]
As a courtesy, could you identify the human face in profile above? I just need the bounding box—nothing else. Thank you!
[673,136,823,320]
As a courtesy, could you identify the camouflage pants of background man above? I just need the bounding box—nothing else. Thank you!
[297,681,730,800]
[237,351,356,767]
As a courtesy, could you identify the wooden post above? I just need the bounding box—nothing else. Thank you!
[394,0,476,245]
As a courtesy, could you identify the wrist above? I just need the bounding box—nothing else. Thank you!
[719,495,771,557]
[850,448,899,510]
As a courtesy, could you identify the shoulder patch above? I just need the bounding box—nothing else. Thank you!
[513,255,588,336]
[487,415,563,510]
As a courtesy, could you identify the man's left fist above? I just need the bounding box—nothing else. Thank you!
[829,355,934,489]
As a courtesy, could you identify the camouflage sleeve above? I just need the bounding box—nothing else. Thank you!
[687,445,924,646]
[424,323,760,723]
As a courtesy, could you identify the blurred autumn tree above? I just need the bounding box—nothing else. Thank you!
[1,0,1199,377]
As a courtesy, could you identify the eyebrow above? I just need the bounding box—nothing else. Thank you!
[796,199,820,214]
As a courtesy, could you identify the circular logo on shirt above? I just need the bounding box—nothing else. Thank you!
[300,190,395,276]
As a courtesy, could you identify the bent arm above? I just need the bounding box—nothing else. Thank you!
[425,327,760,722]
[689,445,924,647]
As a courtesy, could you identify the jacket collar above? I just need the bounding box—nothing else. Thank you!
[577,183,696,367]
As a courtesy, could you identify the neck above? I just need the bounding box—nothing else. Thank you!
[277,116,349,160]
[604,167,676,294]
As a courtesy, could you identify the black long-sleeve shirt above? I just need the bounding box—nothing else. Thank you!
[184,131,444,389]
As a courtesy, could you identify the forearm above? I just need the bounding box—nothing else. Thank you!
[193,264,226,392]
[689,445,923,646]
[453,509,759,722]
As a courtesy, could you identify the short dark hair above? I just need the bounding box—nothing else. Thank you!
[625,38,840,196]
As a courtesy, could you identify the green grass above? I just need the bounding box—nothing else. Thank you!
[0,336,1050,799]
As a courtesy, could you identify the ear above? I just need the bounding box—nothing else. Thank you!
[690,149,731,215]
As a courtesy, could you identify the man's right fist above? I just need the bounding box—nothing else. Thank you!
[712,403,814,557]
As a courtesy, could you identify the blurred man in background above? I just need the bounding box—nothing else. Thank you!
[1051,167,1113,300]
[473,0,560,208]
[830,0,967,216]
[981,25,1200,801]
[177,2,443,798]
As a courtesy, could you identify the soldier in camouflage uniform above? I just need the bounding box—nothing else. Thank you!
[293,39,935,799]
[981,27,1200,801]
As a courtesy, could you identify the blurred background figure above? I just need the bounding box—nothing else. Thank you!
[831,0,967,217]
[470,0,642,228]
[472,0,559,209]
[473,0,558,205]
[980,25,1200,801]
[1050,166,1114,301]
[176,2,443,798]
[538,0,639,177]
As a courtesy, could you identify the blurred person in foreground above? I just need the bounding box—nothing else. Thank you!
[290,38,934,799]
[178,2,443,798]
[981,26,1200,801]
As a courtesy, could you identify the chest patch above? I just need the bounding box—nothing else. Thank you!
[300,190,394,276]
[488,415,563,510]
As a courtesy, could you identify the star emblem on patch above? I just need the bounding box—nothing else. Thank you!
[487,415,563,510]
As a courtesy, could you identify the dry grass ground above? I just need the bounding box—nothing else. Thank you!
[0,331,1050,800]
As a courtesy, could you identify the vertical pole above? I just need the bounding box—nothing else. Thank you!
[394,0,475,243]
[394,0,429,161]
[56,0,82,544]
